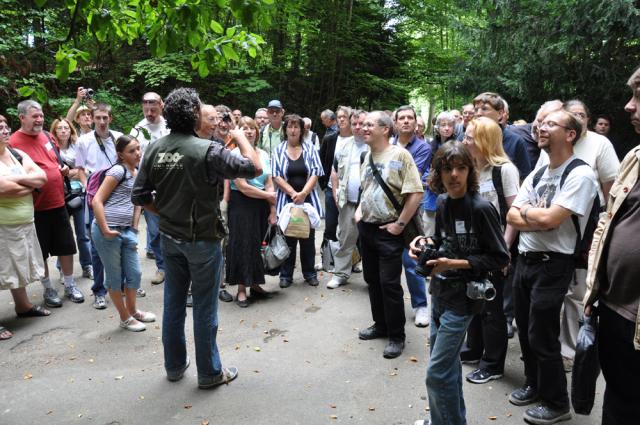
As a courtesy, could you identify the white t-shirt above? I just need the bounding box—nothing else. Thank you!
[514,155,598,254]
[328,135,354,189]
[536,131,619,204]
[346,141,369,203]
[303,131,320,151]
[75,130,123,174]
[478,162,520,220]
[131,117,170,155]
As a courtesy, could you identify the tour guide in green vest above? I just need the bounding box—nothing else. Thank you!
[132,88,262,389]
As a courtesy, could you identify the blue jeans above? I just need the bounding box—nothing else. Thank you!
[161,236,223,380]
[70,202,91,268]
[90,223,141,291]
[87,208,106,296]
[403,249,427,309]
[426,297,473,425]
[144,210,164,271]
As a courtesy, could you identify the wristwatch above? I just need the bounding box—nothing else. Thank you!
[396,221,406,227]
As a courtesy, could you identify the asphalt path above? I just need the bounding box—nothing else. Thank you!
[0,220,604,425]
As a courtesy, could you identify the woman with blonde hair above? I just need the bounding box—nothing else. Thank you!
[460,116,520,385]
[50,118,93,280]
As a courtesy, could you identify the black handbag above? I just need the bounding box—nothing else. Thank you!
[261,225,290,275]
[368,154,423,247]
[571,309,601,415]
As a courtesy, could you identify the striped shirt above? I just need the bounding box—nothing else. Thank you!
[271,141,324,217]
[103,164,136,227]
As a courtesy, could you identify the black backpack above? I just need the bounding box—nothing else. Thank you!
[531,158,601,269]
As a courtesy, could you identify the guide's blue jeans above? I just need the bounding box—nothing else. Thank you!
[426,296,473,425]
[402,249,427,309]
[161,235,223,380]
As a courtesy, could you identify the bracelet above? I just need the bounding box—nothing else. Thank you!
[396,221,406,227]
[521,206,531,222]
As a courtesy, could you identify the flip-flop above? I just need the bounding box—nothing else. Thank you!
[16,305,51,318]
[0,326,13,340]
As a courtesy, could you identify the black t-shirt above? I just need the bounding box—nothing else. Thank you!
[599,179,640,322]
[286,154,308,193]
[430,193,510,315]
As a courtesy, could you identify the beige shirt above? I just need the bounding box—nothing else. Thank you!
[359,145,423,223]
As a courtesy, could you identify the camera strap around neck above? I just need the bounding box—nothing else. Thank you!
[95,131,115,166]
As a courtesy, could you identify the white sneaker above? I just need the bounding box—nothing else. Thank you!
[414,306,430,327]
[119,317,146,332]
[314,262,324,272]
[326,277,346,289]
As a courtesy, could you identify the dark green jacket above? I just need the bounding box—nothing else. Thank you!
[132,132,255,242]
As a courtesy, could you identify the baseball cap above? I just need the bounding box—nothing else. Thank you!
[267,100,283,109]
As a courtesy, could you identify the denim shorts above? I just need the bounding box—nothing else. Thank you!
[91,223,141,290]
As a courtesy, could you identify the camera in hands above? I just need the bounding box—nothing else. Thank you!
[466,279,496,301]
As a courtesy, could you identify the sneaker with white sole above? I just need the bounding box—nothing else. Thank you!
[414,306,430,327]
[326,277,346,289]
[136,288,146,297]
[92,295,107,310]
[64,285,85,303]
[82,266,94,280]
[119,317,146,332]
[466,368,503,384]
[133,310,156,323]
[151,270,165,285]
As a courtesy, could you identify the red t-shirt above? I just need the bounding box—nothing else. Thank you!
[9,130,65,211]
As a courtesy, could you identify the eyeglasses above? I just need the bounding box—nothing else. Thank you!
[361,122,382,129]
[539,121,571,131]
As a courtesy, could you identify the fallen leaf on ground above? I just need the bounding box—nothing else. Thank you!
[115,376,124,380]
[88,358,94,363]
[253,370,260,373]
[506,413,512,417]
[202,421,209,425]
[409,356,418,362]
[184,404,192,409]
[139,395,144,400]
[46,411,53,415]
[330,415,338,420]
[23,373,33,380]
[330,404,336,408]
[368,406,375,411]
[488,416,497,420]
[253,347,261,352]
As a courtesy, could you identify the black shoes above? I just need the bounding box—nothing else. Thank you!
[305,276,319,286]
[507,321,515,339]
[509,384,539,406]
[279,278,292,288]
[383,340,405,359]
[218,289,233,302]
[523,404,571,425]
[358,325,387,340]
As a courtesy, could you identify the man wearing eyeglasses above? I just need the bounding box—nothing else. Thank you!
[506,109,598,425]
[131,92,171,286]
[534,100,619,374]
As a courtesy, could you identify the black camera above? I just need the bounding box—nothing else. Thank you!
[85,88,95,99]
[414,242,441,277]
[466,279,496,301]
[221,112,233,123]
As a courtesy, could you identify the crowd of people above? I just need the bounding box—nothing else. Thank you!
[1,65,639,425]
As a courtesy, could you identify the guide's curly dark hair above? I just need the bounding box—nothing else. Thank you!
[163,88,201,134]
[428,141,479,194]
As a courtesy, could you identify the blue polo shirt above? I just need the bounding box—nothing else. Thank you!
[502,126,531,179]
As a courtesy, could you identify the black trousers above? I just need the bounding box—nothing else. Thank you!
[279,229,316,281]
[358,221,406,342]
[599,302,640,425]
[323,187,339,241]
[461,273,508,373]
[513,254,574,410]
